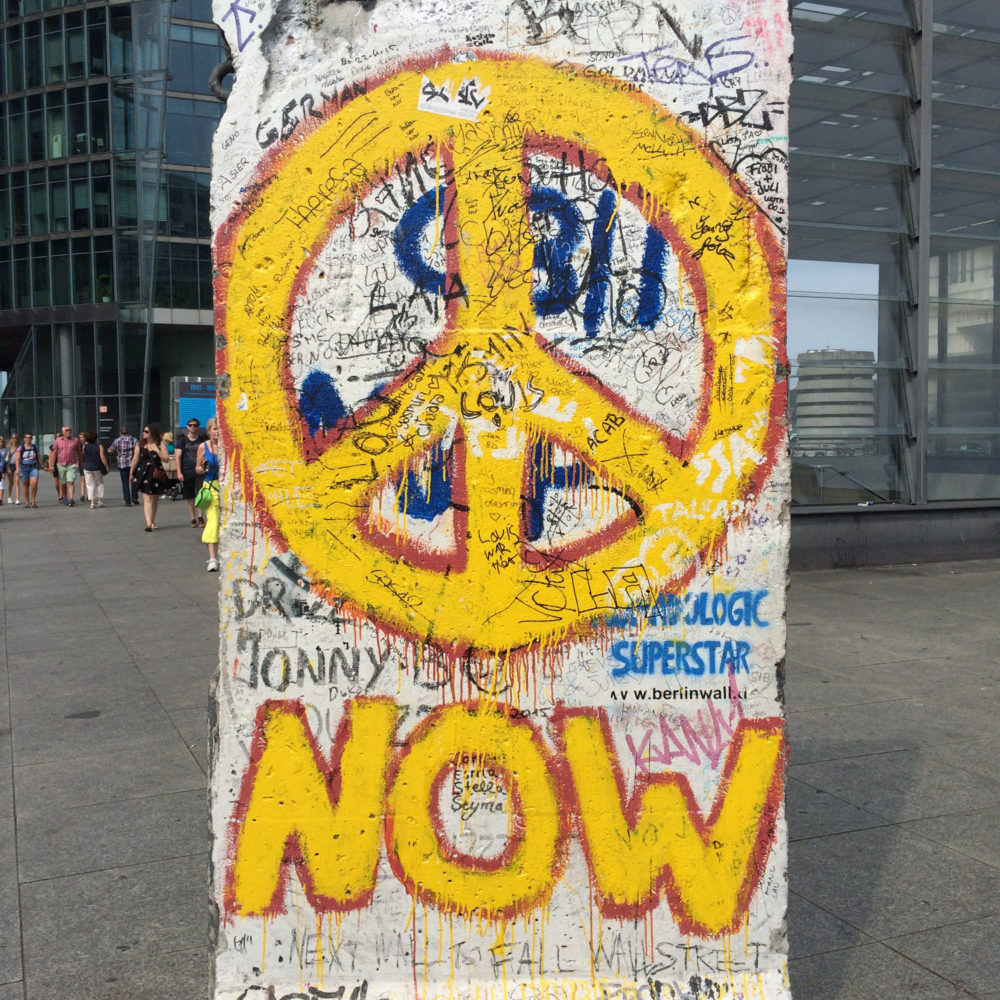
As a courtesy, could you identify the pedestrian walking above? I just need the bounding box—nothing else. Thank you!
[195,417,223,572]
[81,431,109,508]
[15,433,40,507]
[5,434,18,503]
[176,417,208,527]
[108,426,139,506]
[48,438,64,504]
[77,431,88,504]
[52,425,80,506]
[130,424,169,531]
[0,437,8,505]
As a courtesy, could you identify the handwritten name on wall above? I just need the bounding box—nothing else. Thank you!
[210,2,791,999]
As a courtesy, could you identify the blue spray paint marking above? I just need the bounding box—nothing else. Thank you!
[583,189,618,337]
[390,183,670,334]
[524,441,595,542]
[299,370,347,435]
[392,186,447,295]
[529,187,584,316]
[398,459,452,521]
[636,227,667,328]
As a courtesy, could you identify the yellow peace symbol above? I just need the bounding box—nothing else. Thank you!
[216,55,785,654]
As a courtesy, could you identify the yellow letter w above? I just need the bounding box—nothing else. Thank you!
[558,711,786,936]
[224,698,399,916]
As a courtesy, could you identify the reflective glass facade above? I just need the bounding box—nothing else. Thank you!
[0,0,223,441]
[2,0,999,508]
[789,0,1000,505]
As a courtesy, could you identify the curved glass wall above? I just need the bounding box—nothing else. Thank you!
[788,0,1000,504]
[0,0,224,440]
[926,2,1000,499]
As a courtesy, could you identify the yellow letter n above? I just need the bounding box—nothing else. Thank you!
[224,697,399,916]
[559,711,786,937]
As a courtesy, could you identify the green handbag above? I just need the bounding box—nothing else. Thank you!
[194,484,214,510]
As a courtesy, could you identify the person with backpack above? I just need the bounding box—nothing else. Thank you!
[14,432,41,507]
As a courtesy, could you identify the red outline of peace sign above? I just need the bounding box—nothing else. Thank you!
[215,53,787,656]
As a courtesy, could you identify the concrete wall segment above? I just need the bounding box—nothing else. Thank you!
[209,2,791,998]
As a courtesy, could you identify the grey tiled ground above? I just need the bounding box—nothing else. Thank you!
[0,484,217,1000]
[787,559,1000,999]
[1,484,997,998]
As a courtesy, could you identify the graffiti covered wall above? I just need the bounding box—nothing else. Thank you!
[210,1,791,998]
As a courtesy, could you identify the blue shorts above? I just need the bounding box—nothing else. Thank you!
[19,466,38,481]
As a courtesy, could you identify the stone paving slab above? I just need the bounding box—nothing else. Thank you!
[1,490,998,998]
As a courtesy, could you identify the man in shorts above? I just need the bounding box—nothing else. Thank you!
[52,425,82,506]
[176,418,208,526]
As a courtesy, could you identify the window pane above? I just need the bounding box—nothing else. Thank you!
[27,96,45,161]
[46,92,67,158]
[68,89,88,153]
[791,157,910,232]
[198,242,213,308]
[787,252,911,504]
[31,244,50,306]
[121,323,145,394]
[792,0,913,28]
[13,245,30,307]
[89,84,109,153]
[114,160,137,226]
[35,326,54,396]
[95,248,113,301]
[932,104,1000,175]
[10,173,26,238]
[117,235,139,300]
[0,247,10,310]
[0,176,9,239]
[44,22,64,84]
[50,169,69,231]
[790,88,909,164]
[67,26,86,79]
[24,21,42,89]
[29,183,47,234]
[73,240,92,302]
[191,27,223,97]
[72,177,90,228]
[96,322,119,394]
[168,23,194,92]
[164,171,197,236]
[112,85,134,151]
[92,175,111,227]
[76,323,96,394]
[88,21,107,75]
[109,8,132,75]
[934,0,1000,41]
[8,107,26,165]
[7,28,24,92]
[51,240,71,304]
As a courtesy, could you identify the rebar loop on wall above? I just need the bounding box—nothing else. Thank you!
[209,58,234,102]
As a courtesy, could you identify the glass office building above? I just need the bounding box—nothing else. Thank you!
[789,0,1000,515]
[0,0,223,443]
[0,0,998,557]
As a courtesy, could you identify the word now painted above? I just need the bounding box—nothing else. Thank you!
[226,699,785,936]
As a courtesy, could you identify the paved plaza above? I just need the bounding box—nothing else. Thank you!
[0,490,998,999]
